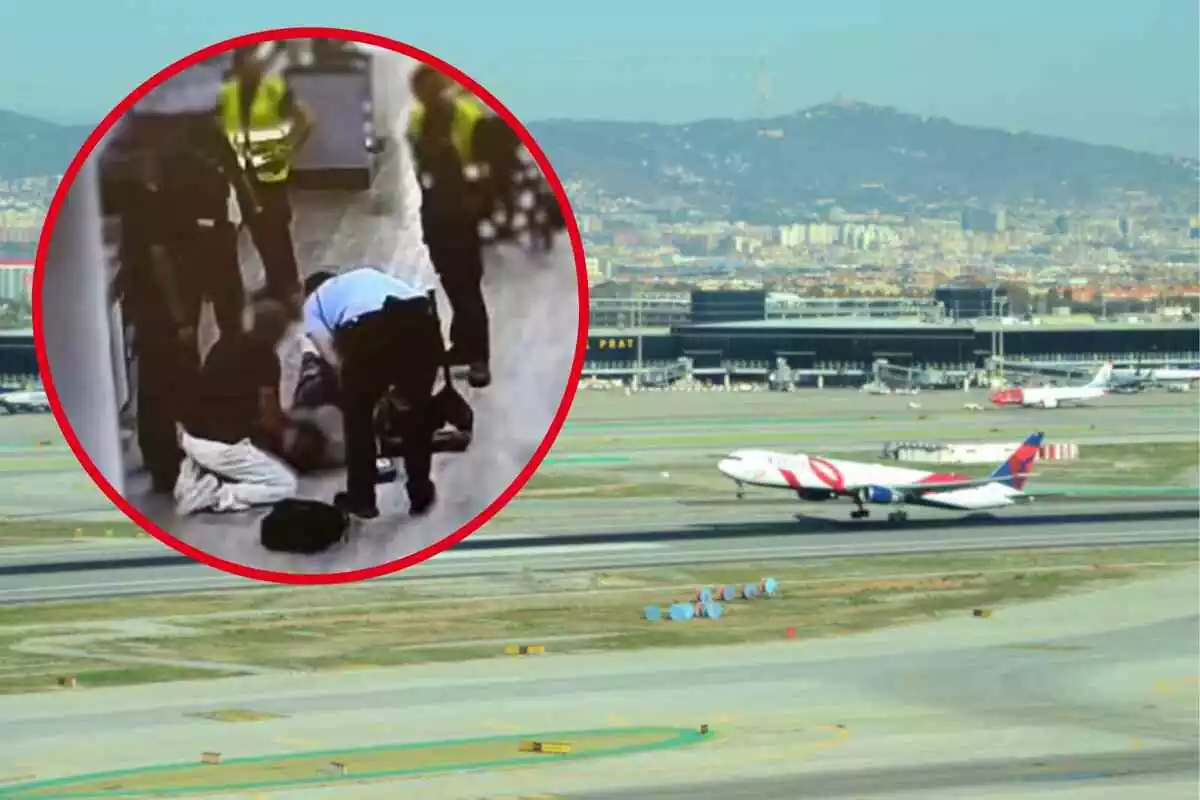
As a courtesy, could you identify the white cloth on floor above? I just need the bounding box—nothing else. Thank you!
[174,431,299,515]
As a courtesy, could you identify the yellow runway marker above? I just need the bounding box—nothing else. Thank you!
[1152,676,1199,696]
[814,723,851,750]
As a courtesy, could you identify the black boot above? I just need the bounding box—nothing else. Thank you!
[407,480,436,517]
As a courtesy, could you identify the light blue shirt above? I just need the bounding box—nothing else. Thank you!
[303,267,427,338]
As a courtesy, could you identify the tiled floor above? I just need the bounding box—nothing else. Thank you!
[121,138,580,575]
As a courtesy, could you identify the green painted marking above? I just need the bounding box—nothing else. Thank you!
[5,726,711,799]
[1041,485,1199,496]
[542,455,633,465]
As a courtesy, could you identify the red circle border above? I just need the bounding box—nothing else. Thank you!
[32,26,590,586]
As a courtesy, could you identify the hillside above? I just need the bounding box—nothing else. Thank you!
[528,100,1199,219]
[0,110,90,180]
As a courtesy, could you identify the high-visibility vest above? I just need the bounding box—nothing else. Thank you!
[408,94,485,167]
[217,75,294,183]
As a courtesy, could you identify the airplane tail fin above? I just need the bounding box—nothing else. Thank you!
[988,431,1044,491]
[1086,362,1114,389]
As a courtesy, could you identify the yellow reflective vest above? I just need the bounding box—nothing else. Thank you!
[217,75,295,183]
[407,93,486,166]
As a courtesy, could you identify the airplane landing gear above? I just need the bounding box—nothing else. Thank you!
[887,509,909,523]
[735,481,745,500]
[850,497,870,520]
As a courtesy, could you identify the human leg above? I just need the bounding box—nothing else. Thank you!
[180,432,298,512]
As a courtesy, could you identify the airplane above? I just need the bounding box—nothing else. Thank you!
[0,389,51,414]
[988,362,1113,409]
[716,432,1044,524]
[1109,366,1200,392]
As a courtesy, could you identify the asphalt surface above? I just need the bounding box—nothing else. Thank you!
[0,499,1195,604]
[2,565,1195,799]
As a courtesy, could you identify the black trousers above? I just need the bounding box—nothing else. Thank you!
[247,180,301,302]
[336,296,442,507]
[127,298,200,491]
[189,221,245,338]
[422,202,490,365]
[123,218,238,490]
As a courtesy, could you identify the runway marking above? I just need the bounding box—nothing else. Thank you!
[435,543,667,559]
[814,723,851,750]
[1152,676,1200,696]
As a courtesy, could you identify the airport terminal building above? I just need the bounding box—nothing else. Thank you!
[3,289,1197,384]
[586,289,1200,381]
[0,330,36,381]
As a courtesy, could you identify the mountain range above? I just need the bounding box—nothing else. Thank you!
[0,110,91,181]
[1,100,1197,220]
[528,99,1199,220]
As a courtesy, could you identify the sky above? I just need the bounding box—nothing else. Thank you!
[1,0,1197,156]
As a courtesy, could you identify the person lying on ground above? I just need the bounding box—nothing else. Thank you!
[173,299,299,515]
[288,332,473,473]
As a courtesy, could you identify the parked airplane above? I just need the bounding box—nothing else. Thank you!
[1110,366,1200,391]
[988,363,1113,409]
[717,432,1044,523]
[0,389,51,414]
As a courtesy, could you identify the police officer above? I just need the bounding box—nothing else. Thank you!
[109,66,258,493]
[218,47,315,315]
[302,267,443,520]
[407,66,492,389]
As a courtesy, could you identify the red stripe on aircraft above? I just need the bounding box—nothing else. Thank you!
[808,457,845,491]
[778,468,803,489]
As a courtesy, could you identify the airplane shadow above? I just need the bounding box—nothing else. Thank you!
[456,505,1200,550]
[6,507,1197,579]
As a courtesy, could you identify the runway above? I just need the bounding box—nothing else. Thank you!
[1,563,1195,798]
[0,500,1195,604]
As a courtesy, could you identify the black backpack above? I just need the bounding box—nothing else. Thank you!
[260,498,350,555]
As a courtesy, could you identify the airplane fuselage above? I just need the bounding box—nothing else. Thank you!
[989,386,1108,409]
[717,450,1026,512]
[0,390,50,414]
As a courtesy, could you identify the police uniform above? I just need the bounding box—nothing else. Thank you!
[112,90,252,492]
[218,72,302,306]
[303,268,442,519]
[407,93,492,386]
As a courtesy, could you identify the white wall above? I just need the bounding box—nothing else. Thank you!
[39,156,124,495]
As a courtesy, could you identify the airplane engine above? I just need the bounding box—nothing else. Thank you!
[858,485,903,504]
[796,488,836,502]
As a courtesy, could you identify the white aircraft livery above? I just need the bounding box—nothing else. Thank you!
[717,432,1044,523]
[989,363,1112,409]
[0,389,50,414]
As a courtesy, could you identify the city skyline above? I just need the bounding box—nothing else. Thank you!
[0,0,1196,157]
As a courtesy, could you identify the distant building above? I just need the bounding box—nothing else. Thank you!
[692,290,766,324]
[961,207,1006,233]
[1117,216,1133,240]
[0,263,32,305]
[935,283,1008,320]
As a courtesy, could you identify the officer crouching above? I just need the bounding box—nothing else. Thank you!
[302,268,443,519]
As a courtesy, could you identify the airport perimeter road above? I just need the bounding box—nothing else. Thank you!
[1,565,1195,799]
[0,500,1195,604]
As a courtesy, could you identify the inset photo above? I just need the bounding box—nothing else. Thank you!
[35,29,586,579]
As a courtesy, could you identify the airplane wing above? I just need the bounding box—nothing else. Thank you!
[850,473,1037,495]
